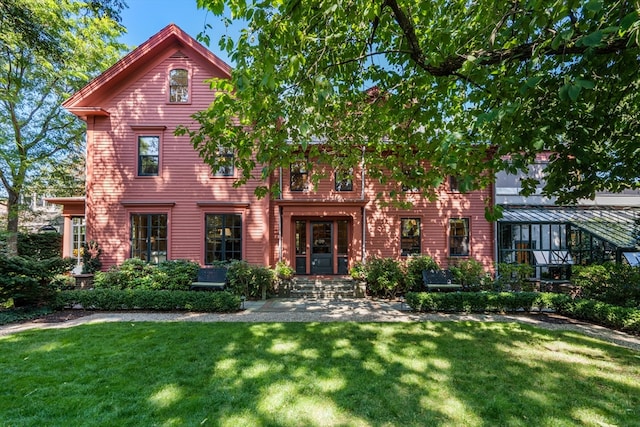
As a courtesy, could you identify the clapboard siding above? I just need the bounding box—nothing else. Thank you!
[83,31,270,269]
[72,24,494,274]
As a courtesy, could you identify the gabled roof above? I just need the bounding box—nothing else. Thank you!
[63,23,232,116]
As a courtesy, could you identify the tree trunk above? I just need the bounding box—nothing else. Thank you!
[5,191,20,256]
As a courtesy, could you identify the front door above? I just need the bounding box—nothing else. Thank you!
[311,222,333,274]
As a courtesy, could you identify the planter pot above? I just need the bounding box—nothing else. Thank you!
[74,274,94,290]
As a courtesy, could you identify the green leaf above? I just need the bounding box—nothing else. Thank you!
[576,79,595,90]
[568,84,581,101]
[620,12,639,32]
[585,0,603,12]
[581,31,603,47]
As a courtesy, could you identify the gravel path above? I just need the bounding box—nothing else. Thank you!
[2,298,639,351]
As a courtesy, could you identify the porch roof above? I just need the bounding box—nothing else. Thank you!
[499,207,640,249]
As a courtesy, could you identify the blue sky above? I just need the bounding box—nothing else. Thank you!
[119,0,240,65]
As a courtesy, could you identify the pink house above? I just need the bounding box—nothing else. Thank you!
[53,24,494,275]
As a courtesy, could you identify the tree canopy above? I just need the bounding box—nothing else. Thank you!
[0,0,126,253]
[188,0,640,207]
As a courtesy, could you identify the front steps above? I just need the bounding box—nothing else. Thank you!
[281,276,365,299]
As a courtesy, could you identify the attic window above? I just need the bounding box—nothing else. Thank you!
[170,50,188,58]
[169,69,189,103]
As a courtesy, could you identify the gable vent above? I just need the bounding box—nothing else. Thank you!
[170,50,188,58]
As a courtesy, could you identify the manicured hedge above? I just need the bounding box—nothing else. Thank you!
[405,291,568,313]
[54,289,241,312]
[557,298,640,334]
[406,291,640,334]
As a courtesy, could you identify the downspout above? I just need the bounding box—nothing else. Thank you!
[279,206,283,262]
[278,167,283,262]
[361,147,366,263]
[493,180,499,278]
[362,207,367,263]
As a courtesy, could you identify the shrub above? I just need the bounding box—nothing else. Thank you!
[226,260,275,299]
[94,258,201,291]
[449,258,491,291]
[572,263,640,308]
[0,255,74,306]
[556,298,640,334]
[405,255,439,292]
[363,257,405,298]
[405,291,559,314]
[94,258,157,290]
[50,274,76,290]
[20,232,62,259]
[349,261,365,281]
[54,289,241,312]
[274,261,294,280]
[225,260,252,295]
[494,263,534,291]
[157,259,200,290]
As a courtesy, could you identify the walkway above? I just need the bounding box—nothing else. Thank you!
[1,298,639,351]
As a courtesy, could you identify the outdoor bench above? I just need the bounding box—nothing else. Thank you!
[422,269,463,291]
[190,267,228,291]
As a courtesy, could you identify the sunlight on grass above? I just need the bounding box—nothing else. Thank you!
[149,384,183,408]
[260,381,367,427]
[427,396,481,426]
[0,322,638,426]
[220,412,262,427]
[242,361,272,379]
[33,341,66,353]
[572,407,618,427]
[269,338,299,354]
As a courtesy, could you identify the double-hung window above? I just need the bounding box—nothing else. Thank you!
[131,214,168,263]
[401,165,420,192]
[205,214,242,263]
[401,218,421,255]
[169,69,189,103]
[214,146,235,177]
[335,167,354,191]
[449,176,460,192]
[449,218,470,256]
[290,160,308,191]
[138,136,159,176]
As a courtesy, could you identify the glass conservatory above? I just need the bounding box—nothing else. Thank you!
[497,208,640,280]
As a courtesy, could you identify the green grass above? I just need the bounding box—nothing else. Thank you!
[1,322,639,426]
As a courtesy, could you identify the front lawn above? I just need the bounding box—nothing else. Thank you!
[1,322,638,426]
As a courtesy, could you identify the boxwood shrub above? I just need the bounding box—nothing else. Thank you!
[405,291,556,313]
[54,289,241,312]
[406,291,640,334]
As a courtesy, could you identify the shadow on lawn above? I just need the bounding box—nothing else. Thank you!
[0,322,638,426]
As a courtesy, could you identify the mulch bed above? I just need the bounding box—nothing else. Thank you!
[29,310,95,324]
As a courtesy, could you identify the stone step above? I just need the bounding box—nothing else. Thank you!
[289,290,355,299]
[279,277,365,298]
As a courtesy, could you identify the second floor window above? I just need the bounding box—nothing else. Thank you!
[169,69,189,103]
[401,165,420,192]
[290,160,308,191]
[215,146,234,177]
[449,176,460,192]
[335,167,353,191]
[138,136,159,176]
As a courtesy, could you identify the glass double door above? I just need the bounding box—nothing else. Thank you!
[295,220,349,275]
